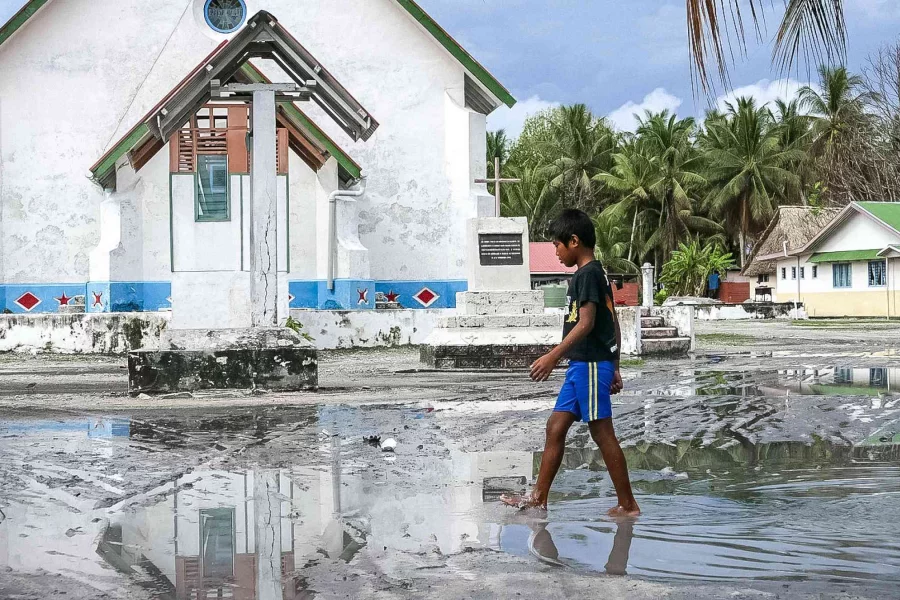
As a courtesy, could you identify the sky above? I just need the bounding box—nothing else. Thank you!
[3,0,900,137]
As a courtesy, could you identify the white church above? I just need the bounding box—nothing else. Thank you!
[0,0,514,329]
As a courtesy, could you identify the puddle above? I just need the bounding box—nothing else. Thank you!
[624,366,900,398]
[3,409,900,598]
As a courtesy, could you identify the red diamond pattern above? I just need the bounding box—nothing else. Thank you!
[15,292,41,311]
[413,287,439,308]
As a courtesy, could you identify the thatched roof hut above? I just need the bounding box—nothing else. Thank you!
[742,206,842,277]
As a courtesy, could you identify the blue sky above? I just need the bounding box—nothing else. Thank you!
[4,0,900,136]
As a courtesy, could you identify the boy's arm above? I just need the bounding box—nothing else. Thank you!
[530,302,596,382]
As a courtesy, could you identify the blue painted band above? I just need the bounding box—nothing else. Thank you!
[0,282,172,314]
[289,279,467,310]
[2,280,468,313]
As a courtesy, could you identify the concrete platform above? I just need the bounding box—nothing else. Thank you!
[128,328,317,394]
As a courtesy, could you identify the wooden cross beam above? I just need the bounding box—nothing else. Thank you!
[475,157,521,217]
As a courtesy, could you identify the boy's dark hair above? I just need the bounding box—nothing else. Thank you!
[549,209,596,248]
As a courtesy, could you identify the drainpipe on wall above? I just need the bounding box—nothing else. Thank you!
[327,178,367,291]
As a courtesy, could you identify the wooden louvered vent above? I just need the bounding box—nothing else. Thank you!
[170,103,288,174]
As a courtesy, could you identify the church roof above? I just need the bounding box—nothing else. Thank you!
[395,0,515,108]
[0,0,516,109]
[88,11,369,189]
[0,0,48,47]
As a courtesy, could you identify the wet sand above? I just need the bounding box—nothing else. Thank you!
[1,319,899,599]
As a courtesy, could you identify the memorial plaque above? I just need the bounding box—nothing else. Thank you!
[479,233,524,266]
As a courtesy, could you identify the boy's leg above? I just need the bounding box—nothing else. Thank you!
[588,417,640,517]
[501,411,575,509]
[530,411,577,506]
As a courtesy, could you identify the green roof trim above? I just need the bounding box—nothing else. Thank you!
[809,249,882,263]
[857,202,900,234]
[0,0,49,48]
[238,63,362,180]
[90,124,150,182]
[395,0,516,108]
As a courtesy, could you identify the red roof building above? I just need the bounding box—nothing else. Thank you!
[530,243,576,275]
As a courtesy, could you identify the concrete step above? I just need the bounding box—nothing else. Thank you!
[641,316,664,328]
[641,326,677,339]
[437,314,562,329]
[640,307,650,317]
[642,337,691,356]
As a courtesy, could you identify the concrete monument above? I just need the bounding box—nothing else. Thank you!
[421,216,563,369]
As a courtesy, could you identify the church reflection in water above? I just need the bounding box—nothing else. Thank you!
[96,433,576,599]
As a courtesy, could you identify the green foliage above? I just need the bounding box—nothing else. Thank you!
[285,316,314,343]
[654,287,670,306]
[490,56,897,274]
[659,239,735,297]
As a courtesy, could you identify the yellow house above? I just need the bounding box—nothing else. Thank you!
[776,202,900,317]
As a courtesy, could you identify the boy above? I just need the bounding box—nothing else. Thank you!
[502,209,640,517]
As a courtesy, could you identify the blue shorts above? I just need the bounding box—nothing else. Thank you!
[554,361,615,423]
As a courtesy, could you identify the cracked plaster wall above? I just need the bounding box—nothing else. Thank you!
[0,0,491,288]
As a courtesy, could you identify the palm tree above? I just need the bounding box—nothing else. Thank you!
[636,111,719,265]
[539,104,616,214]
[592,208,639,275]
[799,66,871,153]
[799,66,875,204]
[702,97,803,267]
[770,98,813,204]
[500,163,559,241]
[486,129,511,199]
[595,141,655,263]
[686,0,846,92]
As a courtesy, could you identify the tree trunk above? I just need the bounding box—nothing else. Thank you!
[628,206,639,263]
[740,197,748,269]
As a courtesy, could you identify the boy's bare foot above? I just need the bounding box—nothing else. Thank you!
[607,504,641,518]
[500,494,547,510]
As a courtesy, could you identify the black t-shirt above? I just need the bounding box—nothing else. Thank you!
[562,260,619,362]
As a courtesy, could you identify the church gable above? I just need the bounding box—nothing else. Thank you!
[0,0,514,110]
[88,12,373,190]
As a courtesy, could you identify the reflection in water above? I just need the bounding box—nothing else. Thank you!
[4,409,900,596]
[623,366,900,397]
[527,519,634,575]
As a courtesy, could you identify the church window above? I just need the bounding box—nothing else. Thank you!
[204,0,246,34]
[197,155,229,221]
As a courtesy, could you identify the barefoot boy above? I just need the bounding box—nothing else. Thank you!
[503,209,640,516]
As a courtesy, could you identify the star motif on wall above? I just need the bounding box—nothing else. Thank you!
[55,293,71,306]
[357,288,369,304]
[92,292,104,307]
[385,290,400,303]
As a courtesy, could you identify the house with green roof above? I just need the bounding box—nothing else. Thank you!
[775,202,900,317]
[0,0,515,325]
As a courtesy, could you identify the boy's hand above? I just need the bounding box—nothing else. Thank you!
[530,353,559,382]
[610,369,623,394]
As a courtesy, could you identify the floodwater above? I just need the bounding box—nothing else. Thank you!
[2,398,900,599]
[621,365,900,398]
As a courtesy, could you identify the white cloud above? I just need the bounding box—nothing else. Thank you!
[487,95,561,139]
[714,78,811,113]
[847,0,900,21]
[607,88,683,132]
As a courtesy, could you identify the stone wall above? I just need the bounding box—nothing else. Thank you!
[0,306,654,355]
[0,313,170,354]
[694,302,801,320]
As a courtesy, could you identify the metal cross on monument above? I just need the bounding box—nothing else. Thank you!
[475,157,521,217]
